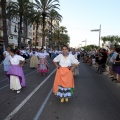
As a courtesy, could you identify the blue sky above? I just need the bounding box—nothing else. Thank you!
[59,0,120,47]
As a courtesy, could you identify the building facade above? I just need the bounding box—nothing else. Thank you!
[0,2,3,44]
[7,0,33,48]
[0,0,33,48]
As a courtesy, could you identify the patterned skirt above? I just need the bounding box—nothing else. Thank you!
[56,86,74,98]
[53,67,74,98]
[38,58,48,73]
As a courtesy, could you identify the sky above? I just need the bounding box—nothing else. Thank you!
[59,0,120,47]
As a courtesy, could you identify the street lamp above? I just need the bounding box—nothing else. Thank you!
[91,24,101,47]
[82,39,87,46]
[14,25,17,33]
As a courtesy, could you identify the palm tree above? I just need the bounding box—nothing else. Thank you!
[34,0,60,47]
[60,26,68,34]
[52,27,70,48]
[1,0,8,49]
[48,9,62,47]
[23,2,34,45]
[31,10,42,48]
[7,0,32,48]
[101,36,108,47]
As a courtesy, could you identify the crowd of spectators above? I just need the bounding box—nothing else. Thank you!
[81,47,120,83]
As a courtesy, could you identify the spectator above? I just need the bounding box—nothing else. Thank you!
[110,48,119,81]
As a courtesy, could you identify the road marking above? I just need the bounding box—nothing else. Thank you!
[33,88,52,120]
[0,84,9,89]
[0,70,36,90]
[4,69,56,120]
[0,78,8,83]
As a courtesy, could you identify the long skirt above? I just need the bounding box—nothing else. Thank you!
[53,67,74,98]
[10,75,21,90]
[4,65,10,72]
[38,58,48,73]
[7,65,26,88]
[30,56,38,68]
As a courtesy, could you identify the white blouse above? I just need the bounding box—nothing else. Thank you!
[37,53,48,58]
[9,55,25,65]
[53,54,79,67]
[20,50,26,55]
[30,51,38,56]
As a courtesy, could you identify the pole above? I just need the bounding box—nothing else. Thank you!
[99,25,101,47]
[18,22,21,49]
[85,39,87,46]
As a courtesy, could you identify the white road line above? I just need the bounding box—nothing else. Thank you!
[0,78,7,83]
[4,69,56,120]
[0,70,36,90]
[0,84,9,89]
[33,88,52,120]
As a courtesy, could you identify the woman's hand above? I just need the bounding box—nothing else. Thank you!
[57,66,61,69]
[19,64,23,67]
[70,67,75,71]
[19,60,25,67]
[68,66,74,71]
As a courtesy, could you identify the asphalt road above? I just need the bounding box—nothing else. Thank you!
[1,59,120,120]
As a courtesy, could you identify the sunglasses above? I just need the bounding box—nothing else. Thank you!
[62,49,67,50]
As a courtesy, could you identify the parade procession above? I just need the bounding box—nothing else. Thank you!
[1,0,120,120]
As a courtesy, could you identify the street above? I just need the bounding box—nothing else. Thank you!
[1,59,120,120]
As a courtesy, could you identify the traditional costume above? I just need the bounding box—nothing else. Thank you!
[30,51,38,68]
[20,49,27,60]
[71,52,79,76]
[53,54,79,100]
[37,52,49,74]
[7,55,26,92]
[3,51,10,72]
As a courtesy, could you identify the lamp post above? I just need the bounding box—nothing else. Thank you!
[13,21,21,48]
[91,24,101,47]
[82,39,87,46]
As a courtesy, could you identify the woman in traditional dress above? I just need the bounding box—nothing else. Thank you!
[53,45,79,103]
[2,51,10,72]
[7,49,26,93]
[37,48,49,75]
[71,48,79,76]
[30,49,38,68]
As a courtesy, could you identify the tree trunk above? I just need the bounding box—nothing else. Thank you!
[18,15,22,48]
[1,0,8,49]
[35,23,38,49]
[50,18,53,48]
[23,18,27,46]
[24,19,28,46]
[42,15,45,47]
